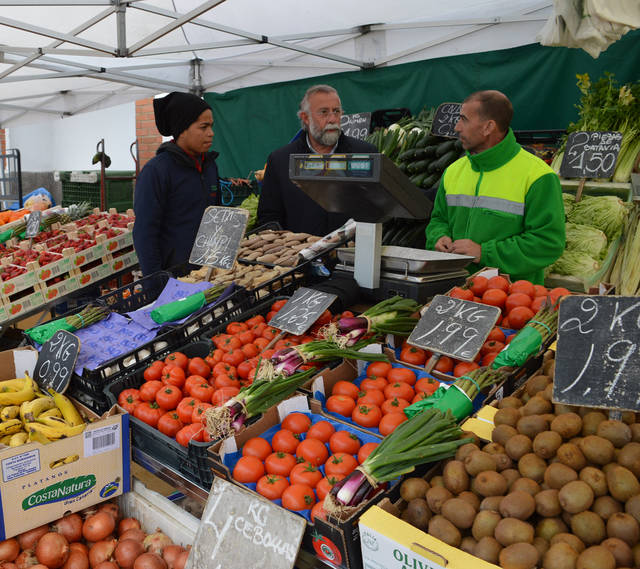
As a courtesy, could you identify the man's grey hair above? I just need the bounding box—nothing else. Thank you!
[297,84,340,130]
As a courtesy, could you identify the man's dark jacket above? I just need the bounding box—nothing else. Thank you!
[257,133,377,235]
[133,142,220,275]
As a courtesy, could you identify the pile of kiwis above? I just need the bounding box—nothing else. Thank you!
[396,352,640,569]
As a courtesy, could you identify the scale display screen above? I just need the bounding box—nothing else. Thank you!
[293,154,374,179]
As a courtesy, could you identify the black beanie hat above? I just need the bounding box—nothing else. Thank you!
[153,92,211,139]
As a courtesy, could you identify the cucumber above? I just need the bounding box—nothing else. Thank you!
[435,139,458,157]
[427,160,442,174]
[410,171,431,187]
[433,149,459,170]
[416,133,442,148]
[407,159,431,175]
[397,148,418,161]
[413,146,437,160]
[420,173,441,189]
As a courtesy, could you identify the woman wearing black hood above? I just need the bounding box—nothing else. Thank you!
[133,92,220,275]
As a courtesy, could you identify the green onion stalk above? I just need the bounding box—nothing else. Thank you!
[325,409,472,513]
[26,304,110,344]
[203,367,318,440]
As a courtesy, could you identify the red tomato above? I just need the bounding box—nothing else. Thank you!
[487,275,510,292]
[157,411,183,438]
[184,374,205,396]
[325,453,358,477]
[296,438,329,467]
[453,361,480,377]
[213,362,237,378]
[176,397,200,424]
[271,299,288,312]
[213,374,241,390]
[191,401,213,424]
[331,380,360,399]
[306,421,336,443]
[261,327,279,341]
[434,356,454,374]
[367,362,392,378]
[187,357,211,378]
[549,287,571,305]
[290,462,323,487]
[449,287,474,300]
[281,484,316,511]
[358,388,385,408]
[509,280,536,298]
[481,352,499,367]
[352,404,382,428]
[175,423,204,446]
[165,351,188,370]
[505,292,532,313]
[211,386,239,406]
[236,330,255,346]
[265,451,297,476]
[387,367,416,386]
[243,437,273,461]
[326,395,356,417]
[415,376,439,395]
[310,502,328,523]
[508,306,535,329]
[222,349,245,367]
[271,429,300,454]
[358,442,379,464]
[191,382,214,402]
[481,340,505,355]
[155,385,183,411]
[246,314,266,327]
[399,346,427,366]
[381,397,411,415]
[117,388,140,414]
[533,285,548,297]
[139,380,163,402]
[143,361,164,382]
[233,455,265,483]
[360,377,387,392]
[134,401,163,428]
[162,366,186,388]
[531,295,549,313]
[502,316,511,328]
[468,275,488,296]
[384,382,414,401]
[316,475,345,501]
[379,412,408,436]
[256,474,289,500]
[226,321,248,335]
[241,343,259,359]
[329,430,361,455]
[281,412,311,434]
[236,360,254,381]
[482,288,508,309]
[487,327,506,343]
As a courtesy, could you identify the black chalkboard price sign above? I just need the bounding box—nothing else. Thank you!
[34,329,80,393]
[431,102,461,138]
[554,296,640,412]
[559,131,622,179]
[407,295,500,361]
[189,206,249,269]
[26,210,42,239]
[341,112,371,140]
[268,287,337,336]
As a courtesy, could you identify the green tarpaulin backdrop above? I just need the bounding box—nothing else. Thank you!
[204,31,640,178]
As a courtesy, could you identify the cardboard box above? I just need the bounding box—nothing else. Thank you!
[110,249,138,272]
[42,275,80,302]
[0,266,38,298]
[2,289,46,319]
[0,348,131,539]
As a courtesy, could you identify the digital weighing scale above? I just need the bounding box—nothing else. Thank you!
[289,153,473,300]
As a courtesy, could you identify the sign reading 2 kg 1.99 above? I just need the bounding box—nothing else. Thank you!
[33,329,80,393]
[559,131,622,179]
[407,295,500,362]
[554,296,640,412]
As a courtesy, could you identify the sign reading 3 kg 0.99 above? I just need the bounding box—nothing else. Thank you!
[407,295,500,362]
[268,287,337,336]
[554,296,640,412]
[559,131,622,179]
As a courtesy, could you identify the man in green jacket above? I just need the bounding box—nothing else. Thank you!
[425,90,565,284]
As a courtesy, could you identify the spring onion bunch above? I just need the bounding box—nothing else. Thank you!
[204,367,317,440]
[26,304,110,344]
[325,409,471,512]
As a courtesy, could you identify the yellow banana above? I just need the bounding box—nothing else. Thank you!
[0,376,35,406]
[0,419,25,436]
[9,431,28,447]
[48,389,84,427]
[39,408,63,419]
[1,434,13,445]
[1,405,20,421]
[28,427,52,445]
[0,377,31,391]
[32,416,86,438]
[20,396,55,423]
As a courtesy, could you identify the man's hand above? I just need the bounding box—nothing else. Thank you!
[434,236,453,252]
[451,239,482,263]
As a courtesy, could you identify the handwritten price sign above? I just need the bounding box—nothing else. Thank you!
[560,131,622,179]
[268,288,337,336]
[34,329,80,393]
[431,103,461,138]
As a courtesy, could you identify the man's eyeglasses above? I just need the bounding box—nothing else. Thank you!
[314,108,343,118]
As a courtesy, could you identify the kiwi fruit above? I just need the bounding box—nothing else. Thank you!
[634,542,640,567]
[558,480,595,514]
[555,403,578,415]
[556,443,587,471]
[536,488,562,517]
[533,430,563,459]
[464,450,497,476]
[522,396,552,416]
[472,470,508,497]
[499,542,539,569]
[593,496,623,520]
[428,515,461,547]
[475,536,502,564]
[456,442,480,462]
[461,431,482,447]
[494,407,521,428]
[606,465,640,502]
[601,537,633,567]
[533,536,550,559]
[472,509,502,540]
[517,415,549,438]
[493,453,514,472]
[571,511,606,545]
[551,532,586,553]
[484,442,506,455]
[625,494,640,524]
[526,374,550,396]
[458,490,480,511]
[579,466,608,497]
[543,542,579,569]
[495,517,535,546]
[460,536,477,555]
[551,413,583,440]
[499,396,523,410]
[536,517,568,542]
[597,420,632,448]
[621,411,636,425]
[544,462,578,489]
[542,357,555,376]
[518,453,547,483]
[443,460,469,495]
[502,468,521,489]
[581,411,607,436]
[400,477,430,502]
[505,434,534,461]
[617,442,640,477]
[499,491,536,520]
[480,495,504,512]
[510,477,541,496]
[576,545,615,569]
[606,512,640,547]
[430,475,444,488]
[441,497,476,529]
[401,498,432,530]
[426,486,453,514]
[630,423,640,443]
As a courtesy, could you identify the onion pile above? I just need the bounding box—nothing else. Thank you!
[0,501,190,569]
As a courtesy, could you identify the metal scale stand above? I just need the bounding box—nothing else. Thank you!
[289,153,472,301]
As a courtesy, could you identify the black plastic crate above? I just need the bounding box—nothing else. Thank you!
[100,270,172,313]
[104,341,217,489]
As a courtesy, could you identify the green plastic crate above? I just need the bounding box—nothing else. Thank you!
[60,171,134,212]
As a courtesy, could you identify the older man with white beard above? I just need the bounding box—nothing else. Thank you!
[257,84,377,235]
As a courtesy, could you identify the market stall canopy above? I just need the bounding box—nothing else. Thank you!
[0,0,554,127]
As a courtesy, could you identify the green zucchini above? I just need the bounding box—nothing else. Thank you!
[397,148,418,161]
[407,159,431,175]
[435,139,458,157]
[416,133,442,148]
[433,149,460,170]
[421,173,441,189]
[413,146,437,160]
[410,171,431,187]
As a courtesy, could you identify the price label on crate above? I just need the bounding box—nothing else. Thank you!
[268,287,337,336]
[554,296,640,412]
[407,295,500,362]
[559,131,622,179]
[25,210,42,239]
[340,112,371,140]
[189,206,249,269]
[33,329,80,393]
[185,478,305,569]
[431,102,461,138]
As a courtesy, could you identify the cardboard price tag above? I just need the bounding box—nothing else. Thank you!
[33,330,79,393]
[268,287,337,336]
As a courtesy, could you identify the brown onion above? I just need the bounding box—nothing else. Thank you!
[69,543,89,556]
[61,550,89,569]
[172,551,188,569]
[133,553,167,569]
[93,563,118,569]
[78,505,98,519]
[52,514,83,544]
[143,532,171,556]
[17,526,48,552]
[160,545,184,569]
[118,518,141,536]
[97,503,119,522]
[82,513,115,543]
[114,539,145,569]
[35,532,69,569]
[119,529,146,543]
[15,550,37,569]
[0,539,20,562]
[88,539,116,568]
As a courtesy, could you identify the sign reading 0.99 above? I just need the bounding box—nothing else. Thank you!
[34,330,80,393]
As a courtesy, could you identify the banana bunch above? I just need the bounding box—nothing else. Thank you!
[0,374,86,447]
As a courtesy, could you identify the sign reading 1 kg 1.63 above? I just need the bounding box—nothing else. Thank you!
[268,287,337,336]
[554,296,640,412]
[189,206,249,269]
[431,103,461,138]
[33,329,80,393]
[407,295,500,362]
[559,131,622,179]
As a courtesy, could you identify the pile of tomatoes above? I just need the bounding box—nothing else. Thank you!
[324,362,440,434]
[230,412,380,521]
